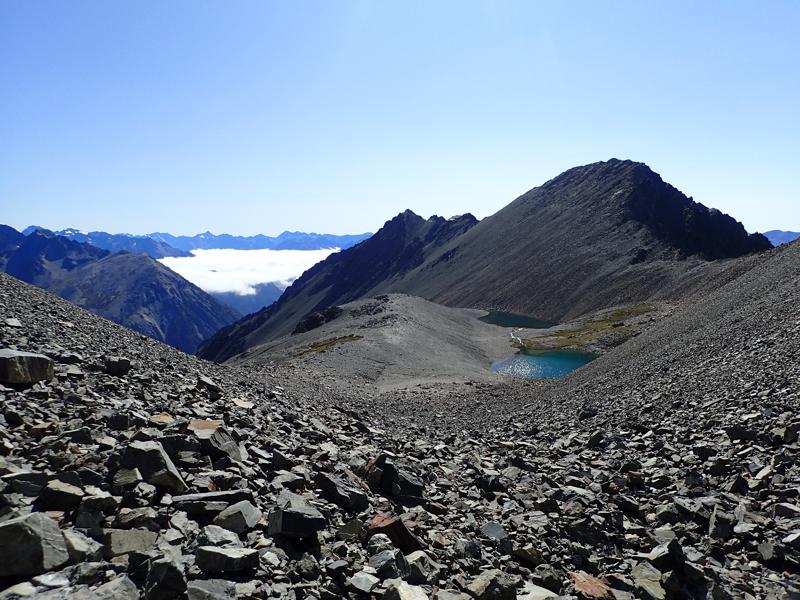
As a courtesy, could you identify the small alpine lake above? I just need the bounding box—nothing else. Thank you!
[479,310,553,329]
[491,350,596,378]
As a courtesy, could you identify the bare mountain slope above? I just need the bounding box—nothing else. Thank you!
[227,294,512,391]
[0,227,240,352]
[391,159,770,320]
[200,159,770,362]
[534,237,800,417]
[199,211,477,361]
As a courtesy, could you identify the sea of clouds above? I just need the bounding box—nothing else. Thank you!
[159,248,338,295]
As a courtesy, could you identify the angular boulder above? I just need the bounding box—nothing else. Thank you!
[367,512,426,554]
[104,355,132,376]
[102,528,159,557]
[268,492,326,539]
[0,349,54,385]
[466,569,520,600]
[316,472,369,512]
[0,512,69,577]
[187,419,243,462]
[145,557,187,600]
[120,440,187,493]
[195,546,259,574]
[187,579,237,600]
[213,500,261,534]
[37,479,85,511]
[384,579,429,600]
[406,549,443,584]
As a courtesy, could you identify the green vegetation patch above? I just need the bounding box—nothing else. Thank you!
[296,335,363,356]
[518,303,660,354]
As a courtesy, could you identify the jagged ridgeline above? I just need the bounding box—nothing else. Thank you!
[200,159,770,363]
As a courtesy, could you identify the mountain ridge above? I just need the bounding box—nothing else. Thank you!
[199,159,772,363]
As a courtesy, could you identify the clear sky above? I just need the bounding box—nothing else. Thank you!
[1,1,798,235]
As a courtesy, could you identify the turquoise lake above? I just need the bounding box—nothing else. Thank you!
[491,350,596,378]
[479,310,552,329]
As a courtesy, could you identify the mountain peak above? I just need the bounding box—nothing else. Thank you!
[522,159,771,260]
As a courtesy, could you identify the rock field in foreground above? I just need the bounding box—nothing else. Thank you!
[0,270,798,599]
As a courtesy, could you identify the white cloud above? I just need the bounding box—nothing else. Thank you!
[159,248,338,295]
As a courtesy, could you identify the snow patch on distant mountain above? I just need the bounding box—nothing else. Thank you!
[159,248,338,296]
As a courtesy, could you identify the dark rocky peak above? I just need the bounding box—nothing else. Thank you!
[374,210,428,240]
[374,210,477,248]
[523,159,772,260]
[5,230,110,284]
[0,225,25,253]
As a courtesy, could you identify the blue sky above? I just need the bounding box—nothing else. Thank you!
[1,1,798,235]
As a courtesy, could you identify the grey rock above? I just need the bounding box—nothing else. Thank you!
[197,525,242,547]
[296,552,321,581]
[466,569,520,600]
[63,528,104,563]
[384,579,430,600]
[94,575,139,600]
[0,512,69,577]
[187,579,237,600]
[0,349,54,385]
[102,528,158,557]
[346,570,380,594]
[368,548,408,579]
[267,493,326,539]
[145,557,187,600]
[406,549,442,584]
[195,546,259,574]
[316,472,369,511]
[103,356,131,377]
[212,500,261,534]
[367,533,394,555]
[119,440,187,493]
[518,582,558,600]
[171,489,255,518]
[38,479,85,511]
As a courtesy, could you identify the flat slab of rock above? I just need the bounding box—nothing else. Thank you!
[195,546,259,574]
[38,479,85,511]
[103,528,159,557]
[0,349,54,385]
[0,512,69,577]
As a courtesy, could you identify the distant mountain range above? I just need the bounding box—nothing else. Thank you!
[148,230,372,252]
[22,226,372,259]
[1,225,240,352]
[764,230,800,246]
[22,226,191,259]
[199,159,774,362]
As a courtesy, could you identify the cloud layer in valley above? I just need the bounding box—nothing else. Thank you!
[159,248,338,295]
